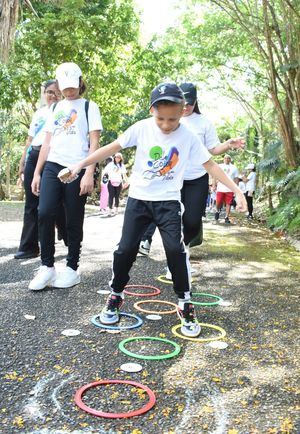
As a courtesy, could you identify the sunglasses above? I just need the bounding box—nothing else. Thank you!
[45,90,61,97]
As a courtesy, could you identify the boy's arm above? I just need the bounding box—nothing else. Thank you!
[67,140,122,181]
[31,132,52,196]
[203,159,247,212]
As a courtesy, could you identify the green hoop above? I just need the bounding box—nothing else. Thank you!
[118,336,181,360]
[191,292,222,306]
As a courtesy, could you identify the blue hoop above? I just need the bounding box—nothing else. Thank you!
[91,312,143,330]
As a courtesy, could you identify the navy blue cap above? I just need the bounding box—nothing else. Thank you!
[179,82,197,105]
[150,82,184,107]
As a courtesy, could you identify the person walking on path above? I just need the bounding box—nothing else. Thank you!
[243,163,256,219]
[28,62,102,291]
[103,152,128,216]
[139,82,244,259]
[214,154,239,224]
[65,82,247,338]
[14,80,67,260]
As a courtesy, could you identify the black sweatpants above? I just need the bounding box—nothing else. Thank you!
[18,149,67,253]
[110,197,191,299]
[141,173,209,247]
[38,161,87,270]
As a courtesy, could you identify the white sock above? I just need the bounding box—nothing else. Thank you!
[111,290,124,299]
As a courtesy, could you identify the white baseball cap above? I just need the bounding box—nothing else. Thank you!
[246,163,255,170]
[55,62,82,91]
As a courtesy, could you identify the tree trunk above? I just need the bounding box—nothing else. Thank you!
[0,0,19,63]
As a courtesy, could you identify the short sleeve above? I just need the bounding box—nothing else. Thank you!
[204,120,220,150]
[88,101,103,132]
[117,123,139,149]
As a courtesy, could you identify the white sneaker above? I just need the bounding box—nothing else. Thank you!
[28,266,56,291]
[52,266,81,288]
[165,267,172,280]
[139,240,151,256]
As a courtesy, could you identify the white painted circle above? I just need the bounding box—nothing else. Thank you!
[61,329,81,336]
[207,341,228,349]
[120,363,143,373]
[146,314,162,321]
[218,300,232,307]
[24,314,36,320]
[97,289,111,295]
[106,329,121,334]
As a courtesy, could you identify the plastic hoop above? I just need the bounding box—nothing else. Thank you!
[156,275,194,284]
[124,284,161,297]
[119,336,181,360]
[171,323,226,342]
[91,312,143,330]
[134,300,177,315]
[191,292,223,306]
[74,379,156,418]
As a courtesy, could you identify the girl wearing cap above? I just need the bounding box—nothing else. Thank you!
[103,152,128,216]
[29,62,102,291]
[243,163,256,219]
[14,80,67,260]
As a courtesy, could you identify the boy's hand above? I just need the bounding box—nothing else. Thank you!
[235,190,247,213]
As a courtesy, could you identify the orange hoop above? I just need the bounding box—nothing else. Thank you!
[134,300,177,315]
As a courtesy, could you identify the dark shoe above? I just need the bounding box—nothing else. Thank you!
[99,293,124,325]
[214,211,220,221]
[177,302,201,337]
[14,250,39,260]
[224,217,231,224]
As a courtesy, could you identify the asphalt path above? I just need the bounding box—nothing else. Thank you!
[0,203,299,434]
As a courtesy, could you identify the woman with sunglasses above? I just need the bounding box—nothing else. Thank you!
[14,80,67,259]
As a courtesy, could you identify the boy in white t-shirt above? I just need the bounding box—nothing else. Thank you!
[66,82,247,338]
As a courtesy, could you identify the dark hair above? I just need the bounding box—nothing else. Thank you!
[43,79,57,90]
[79,77,86,95]
[152,100,184,109]
[193,101,201,114]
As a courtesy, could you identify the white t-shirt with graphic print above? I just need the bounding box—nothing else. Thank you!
[28,106,51,148]
[180,112,220,180]
[104,161,127,186]
[217,162,239,193]
[117,117,210,201]
[45,98,102,167]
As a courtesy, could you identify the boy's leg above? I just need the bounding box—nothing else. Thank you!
[100,198,152,324]
[155,200,200,337]
[139,221,157,256]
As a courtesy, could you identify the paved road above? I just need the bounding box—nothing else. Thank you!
[0,203,299,434]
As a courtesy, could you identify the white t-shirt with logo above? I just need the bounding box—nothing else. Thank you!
[45,98,102,167]
[28,106,51,148]
[104,161,127,186]
[217,163,239,193]
[246,171,256,192]
[180,113,219,180]
[117,117,210,201]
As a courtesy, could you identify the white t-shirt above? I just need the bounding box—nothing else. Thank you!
[118,117,210,201]
[28,106,51,148]
[246,171,256,192]
[217,163,239,193]
[104,161,126,186]
[238,180,246,193]
[180,113,219,180]
[45,98,102,166]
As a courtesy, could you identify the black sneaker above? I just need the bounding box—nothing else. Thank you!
[177,302,201,338]
[99,294,124,325]
[214,211,220,221]
[224,217,231,224]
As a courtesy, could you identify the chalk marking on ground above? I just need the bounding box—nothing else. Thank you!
[211,391,229,434]
[175,388,195,433]
[51,374,74,416]
[23,373,56,421]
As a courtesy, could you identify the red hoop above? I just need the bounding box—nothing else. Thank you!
[124,284,161,297]
[75,379,156,419]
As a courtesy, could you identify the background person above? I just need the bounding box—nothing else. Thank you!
[214,154,239,224]
[103,152,128,216]
[29,62,102,290]
[243,163,256,219]
[14,80,67,260]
